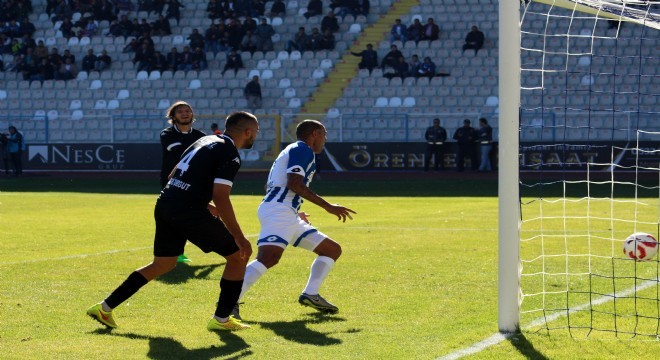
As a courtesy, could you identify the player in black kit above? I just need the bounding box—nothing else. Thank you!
[87,111,260,332]
[159,101,206,263]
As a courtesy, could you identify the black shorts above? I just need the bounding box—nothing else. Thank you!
[153,201,239,257]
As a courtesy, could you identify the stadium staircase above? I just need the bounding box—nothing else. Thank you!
[295,0,421,123]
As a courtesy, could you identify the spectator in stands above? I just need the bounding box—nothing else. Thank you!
[207,0,227,19]
[94,0,115,22]
[46,0,58,17]
[390,18,407,44]
[52,1,73,24]
[204,22,222,55]
[240,29,258,53]
[82,49,97,72]
[115,0,135,14]
[95,49,112,72]
[304,0,322,19]
[0,132,8,174]
[21,57,37,81]
[330,0,352,18]
[178,45,194,71]
[35,57,55,82]
[226,19,245,51]
[421,18,440,41]
[320,29,336,51]
[138,0,155,13]
[406,18,423,43]
[107,20,122,37]
[133,42,153,72]
[153,0,166,15]
[306,27,323,51]
[424,118,447,171]
[0,33,10,54]
[252,0,267,17]
[255,18,275,52]
[57,57,78,80]
[287,27,308,53]
[351,43,378,73]
[191,47,207,71]
[150,50,166,72]
[81,18,98,38]
[407,53,420,76]
[60,18,75,39]
[453,119,478,172]
[416,56,436,78]
[354,0,370,16]
[222,49,243,75]
[244,75,262,109]
[384,55,408,79]
[477,117,493,172]
[123,38,139,53]
[0,58,4,71]
[187,28,205,50]
[269,0,286,17]
[321,11,339,34]
[7,54,23,72]
[152,14,171,36]
[19,17,35,38]
[462,25,485,55]
[62,49,75,64]
[166,47,181,72]
[137,18,152,35]
[165,0,184,25]
[33,40,48,60]
[211,123,222,135]
[48,47,62,68]
[118,15,134,39]
[381,44,402,70]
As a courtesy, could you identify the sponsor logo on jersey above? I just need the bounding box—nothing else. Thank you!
[232,157,240,164]
[168,178,192,191]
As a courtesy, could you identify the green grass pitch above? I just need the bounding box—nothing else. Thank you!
[1,175,660,359]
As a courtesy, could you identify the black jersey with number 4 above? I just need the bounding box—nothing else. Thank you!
[159,134,241,209]
[159,126,206,187]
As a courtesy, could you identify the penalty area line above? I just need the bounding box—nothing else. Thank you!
[0,233,260,266]
[437,279,658,360]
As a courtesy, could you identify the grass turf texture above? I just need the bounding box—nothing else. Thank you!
[2,175,660,359]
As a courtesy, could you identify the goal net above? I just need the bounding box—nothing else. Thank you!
[500,0,660,337]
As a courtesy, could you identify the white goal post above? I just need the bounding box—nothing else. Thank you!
[498,0,660,334]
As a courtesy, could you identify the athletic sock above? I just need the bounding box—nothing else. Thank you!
[237,260,268,302]
[104,271,149,309]
[302,256,335,295]
[215,278,244,318]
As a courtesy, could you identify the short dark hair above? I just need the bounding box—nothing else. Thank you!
[225,111,258,131]
[296,119,324,139]
[479,117,488,125]
[211,123,218,129]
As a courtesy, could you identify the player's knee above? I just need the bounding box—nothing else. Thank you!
[256,250,282,268]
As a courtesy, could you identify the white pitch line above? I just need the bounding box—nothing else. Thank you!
[438,279,659,360]
[0,233,260,266]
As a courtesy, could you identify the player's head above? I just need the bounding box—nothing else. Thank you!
[433,118,440,126]
[479,117,488,126]
[211,123,218,131]
[166,101,195,126]
[224,111,259,149]
[296,119,327,154]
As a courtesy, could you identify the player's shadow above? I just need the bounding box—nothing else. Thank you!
[254,312,361,346]
[97,331,252,359]
[156,262,225,285]
[507,333,549,360]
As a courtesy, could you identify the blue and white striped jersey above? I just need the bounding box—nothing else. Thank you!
[262,140,316,212]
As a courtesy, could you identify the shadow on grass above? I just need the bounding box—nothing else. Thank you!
[507,333,549,360]
[253,312,361,346]
[156,262,225,285]
[94,331,252,359]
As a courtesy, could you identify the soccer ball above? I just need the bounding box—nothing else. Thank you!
[623,232,658,261]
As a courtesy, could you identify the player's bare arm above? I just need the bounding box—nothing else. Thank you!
[287,173,356,222]
[212,183,253,259]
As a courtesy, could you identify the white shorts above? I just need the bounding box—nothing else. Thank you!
[257,202,328,251]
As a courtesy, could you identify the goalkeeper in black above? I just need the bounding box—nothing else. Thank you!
[87,111,260,331]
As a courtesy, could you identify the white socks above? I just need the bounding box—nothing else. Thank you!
[238,260,268,302]
[303,256,335,295]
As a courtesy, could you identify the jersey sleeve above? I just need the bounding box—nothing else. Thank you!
[286,145,314,176]
[213,149,241,187]
[160,130,182,152]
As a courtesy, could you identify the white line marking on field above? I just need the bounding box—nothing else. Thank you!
[0,233,260,266]
[437,279,658,360]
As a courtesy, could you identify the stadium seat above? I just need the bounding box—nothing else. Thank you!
[312,69,325,79]
[269,59,282,69]
[284,88,296,98]
[69,99,82,110]
[71,110,84,120]
[320,59,333,69]
[402,97,416,107]
[261,69,274,80]
[485,96,499,106]
[157,99,171,109]
[136,71,149,80]
[47,110,59,121]
[0,90,6,100]
[278,78,291,88]
[90,80,102,90]
[290,51,301,60]
[327,108,340,119]
[94,100,107,109]
[388,97,402,107]
[117,89,130,99]
[348,24,362,33]
[149,71,161,80]
[107,99,119,110]
[188,79,201,89]
[33,110,46,120]
[288,98,302,108]
[248,69,260,79]
[374,97,388,107]
[77,71,88,80]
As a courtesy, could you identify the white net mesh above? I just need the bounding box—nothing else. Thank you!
[519,0,660,337]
